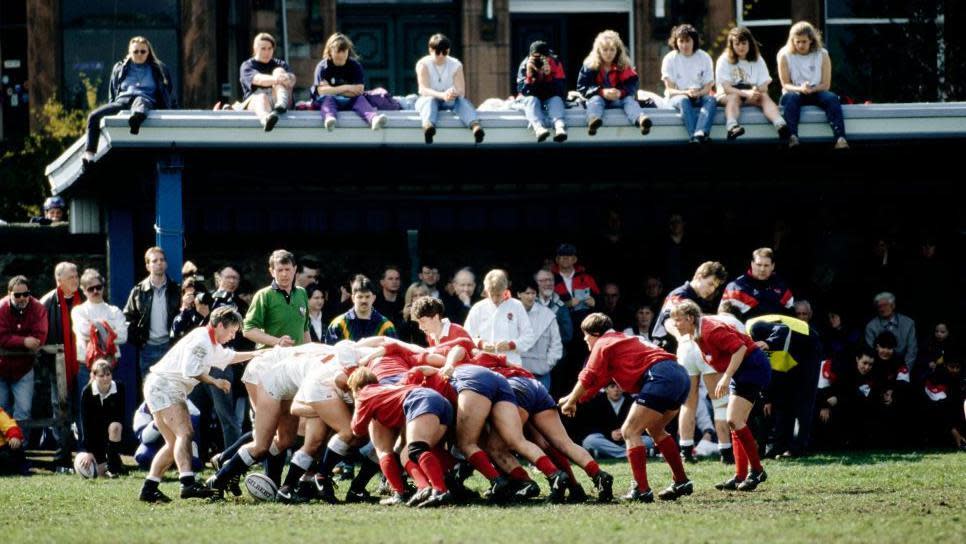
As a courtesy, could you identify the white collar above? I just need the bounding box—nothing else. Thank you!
[438,318,452,340]
[91,380,118,400]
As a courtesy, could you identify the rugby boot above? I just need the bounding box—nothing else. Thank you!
[620,486,654,503]
[484,475,511,502]
[314,475,338,504]
[139,487,172,504]
[547,470,570,504]
[417,489,453,508]
[593,470,614,503]
[715,476,743,491]
[657,479,694,501]
[180,481,215,499]
[681,444,698,464]
[720,448,735,465]
[737,469,767,491]
[512,479,541,501]
[276,484,309,504]
[566,481,588,504]
[406,487,433,507]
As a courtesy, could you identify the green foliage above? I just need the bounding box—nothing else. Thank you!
[1,451,963,543]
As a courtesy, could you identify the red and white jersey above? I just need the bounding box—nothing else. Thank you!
[694,317,759,373]
[923,380,947,401]
[817,359,835,389]
[150,327,235,394]
[426,319,472,346]
[578,331,676,403]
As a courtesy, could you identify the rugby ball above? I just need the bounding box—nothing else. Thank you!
[74,452,98,479]
[244,472,278,501]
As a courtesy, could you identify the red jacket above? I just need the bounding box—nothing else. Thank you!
[550,264,600,305]
[0,297,49,381]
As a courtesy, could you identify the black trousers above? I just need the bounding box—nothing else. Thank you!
[85,95,153,153]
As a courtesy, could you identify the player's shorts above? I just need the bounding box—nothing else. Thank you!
[143,374,188,413]
[294,379,340,404]
[403,388,453,426]
[452,365,517,405]
[508,376,557,415]
[730,348,772,402]
[677,338,716,376]
[241,356,270,386]
[260,371,298,401]
[379,373,403,386]
[634,359,691,413]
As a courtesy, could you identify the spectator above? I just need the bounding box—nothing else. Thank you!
[29,196,67,225]
[551,243,600,318]
[295,259,320,289]
[794,300,814,324]
[0,276,48,421]
[373,265,404,329]
[600,282,633,331]
[640,275,666,313]
[814,347,878,449]
[658,213,698,290]
[181,261,201,285]
[124,247,181,378]
[577,30,651,137]
[579,383,654,459]
[777,21,849,149]
[721,247,794,320]
[39,262,81,469]
[822,308,861,361]
[864,292,918,369]
[516,40,568,142]
[239,32,296,132]
[400,282,431,346]
[623,303,655,342]
[71,269,127,385]
[464,269,535,367]
[415,33,484,144]
[326,274,396,344]
[715,26,789,141]
[79,359,126,477]
[0,407,27,475]
[311,32,387,131]
[305,283,328,343]
[82,36,176,164]
[244,249,310,348]
[870,331,911,447]
[417,264,442,299]
[662,23,716,143]
[534,268,573,346]
[920,354,964,449]
[444,267,476,325]
[516,278,562,389]
[920,322,951,374]
[170,286,204,340]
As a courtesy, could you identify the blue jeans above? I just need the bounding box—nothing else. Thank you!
[669,94,717,138]
[779,91,846,139]
[586,95,642,125]
[0,369,34,421]
[522,96,565,129]
[139,341,170,379]
[581,432,655,459]
[416,96,479,127]
[207,366,243,449]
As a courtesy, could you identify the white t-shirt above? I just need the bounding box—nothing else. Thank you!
[777,46,827,91]
[463,297,536,366]
[661,50,714,94]
[715,54,771,95]
[417,55,462,93]
[150,326,235,394]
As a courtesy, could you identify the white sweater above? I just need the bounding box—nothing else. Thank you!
[463,297,535,366]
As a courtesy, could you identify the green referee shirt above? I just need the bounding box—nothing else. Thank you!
[244,281,310,348]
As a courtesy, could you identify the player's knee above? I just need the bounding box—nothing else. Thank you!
[407,441,431,464]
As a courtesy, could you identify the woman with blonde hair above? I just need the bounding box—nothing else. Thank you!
[777,21,848,149]
[312,33,387,131]
[576,30,651,137]
[463,270,535,367]
[239,32,296,132]
[83,36,176,164]
[715,26,789,141]
[661,24,717,143]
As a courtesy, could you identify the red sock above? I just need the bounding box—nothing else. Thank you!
[627,446,649,492]
[583,460,601,478]
[731,430,748,480]
[546,446,575,480]
[433,445,457,472]
[417,452,448,492]
[534,455,559,477]
[403,460,430,489]
[656,435,688,483]
[735,426,763,472]
[467,451,500,480]
[378,455,407,494]
[508,466,532,481]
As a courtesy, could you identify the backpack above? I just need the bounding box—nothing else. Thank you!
[86,320,118,367]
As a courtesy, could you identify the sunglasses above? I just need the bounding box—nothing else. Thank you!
[86,285,104,293]
[132,49,148,54]
[12,291,30,299]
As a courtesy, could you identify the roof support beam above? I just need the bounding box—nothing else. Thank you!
[155,155,185,283]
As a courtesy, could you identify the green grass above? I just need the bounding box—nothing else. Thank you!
[2,451,964,543]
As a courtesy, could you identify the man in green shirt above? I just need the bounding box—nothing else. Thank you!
[243,249,310,348]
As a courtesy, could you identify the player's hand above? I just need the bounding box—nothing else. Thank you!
[495,341,512,352]
[7,437,22,450]
[558,395,577,417]
[763,403,772,417]
[480,342,497,353]
[611,429,623,441]
[277,335,294,347]
[819,407,831,423]
[440,365,455,380]
[214,378,231,394]
[24,337,41,351]
[714,375,730,399]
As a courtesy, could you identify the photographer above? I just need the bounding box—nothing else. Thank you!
[516,41,568,143]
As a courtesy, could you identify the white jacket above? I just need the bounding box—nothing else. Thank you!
[464,297,535,366]
[72,301,128,359]
[521,303,562,376]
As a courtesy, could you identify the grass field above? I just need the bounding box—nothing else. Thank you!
[2,450,963,543]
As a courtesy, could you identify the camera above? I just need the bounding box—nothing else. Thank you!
[531,56,544,69]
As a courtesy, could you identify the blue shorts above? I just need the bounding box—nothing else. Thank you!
[403,388,453,426]
[730,348,772,402]
[508,377,557,415]
[452,365,518,405]
[634,359,690,413]
[379,373,403,386]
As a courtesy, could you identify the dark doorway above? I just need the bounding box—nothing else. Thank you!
[510,12,630,94]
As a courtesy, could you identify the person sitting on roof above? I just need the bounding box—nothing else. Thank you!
[312,33,387,132]
[239,32,296,132]
[415,33,484,145]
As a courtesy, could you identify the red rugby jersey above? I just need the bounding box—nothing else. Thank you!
[694,316,758,373]
[578,331,675,402]
[426,320,472,346]
[351,383,414,436]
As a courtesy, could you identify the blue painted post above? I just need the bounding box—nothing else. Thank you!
[156,155,184,282]
[106,207,138,443]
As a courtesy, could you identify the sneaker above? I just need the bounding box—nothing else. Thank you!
[681,445,698,464]
[314,476,338,504]
[406,487,433,507]
[834,137,849,150]
[371,114,388,130]
[263,112,279,132]
[227,474,243,497]
[140,487,172,503]
[788,134,800,148]
[547,470,570,504]
[276,484,308,504]
[417,489,453,508]
[777,123,790,140]
[587,116,603,136]
[324,116,336,131]
[720,448,735,465]
[423,124,436,144]
[534,125,551,143]
[344,487,376,503]
[593,470,614,503]
[638,114,652,135]
[715,476,743,491]
[620,486,654,503]
[180,481,215,499]
[484,475,511,502]
[129,112,147,135]
[553,125,568,143]
[566,482,588,504]
[737,469,767,491]
[657,479,694,501]
[727,124,745,140]
[472,124,485,143]
[273,103,287,114]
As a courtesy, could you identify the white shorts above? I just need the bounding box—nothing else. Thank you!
[294,381,342,404]
[677,338,716,377]
[143,374,188,413]
[242,357,270,386]
[260,371,298,401]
